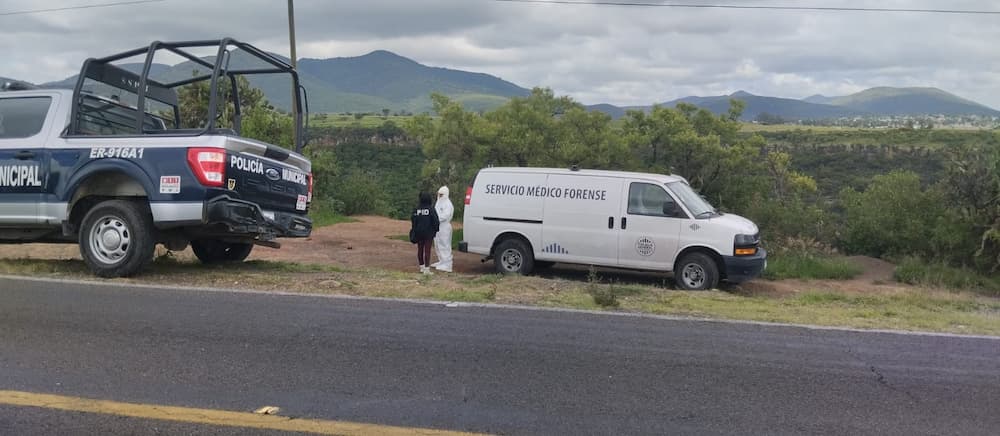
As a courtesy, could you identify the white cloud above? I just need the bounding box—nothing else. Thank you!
[3,0,1000,107]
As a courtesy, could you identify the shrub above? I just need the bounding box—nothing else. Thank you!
[839,170,945,259]
[585,267,620,308]
[894,257,1000,296]
[336,170,391,216]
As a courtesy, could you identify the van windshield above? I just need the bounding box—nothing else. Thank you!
[666,181,717,219]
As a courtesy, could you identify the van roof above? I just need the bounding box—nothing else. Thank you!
[478,167,687,184]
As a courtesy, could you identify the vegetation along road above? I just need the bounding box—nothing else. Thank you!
[2,277,998,435]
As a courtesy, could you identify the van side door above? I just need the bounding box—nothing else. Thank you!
[0,95,56,225]
[541,175,622,266]
[617,181,683,271]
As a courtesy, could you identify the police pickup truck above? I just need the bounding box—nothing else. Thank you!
[0,39,313,277]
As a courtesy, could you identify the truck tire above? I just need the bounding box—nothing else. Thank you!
[79,199,155,278]
[675,252,720,291]
[494,238,534,275]
[191,239,254,264]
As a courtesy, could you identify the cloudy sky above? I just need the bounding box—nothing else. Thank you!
[2,0,1000,107]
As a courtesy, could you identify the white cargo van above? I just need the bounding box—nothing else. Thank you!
[458,167,766,290]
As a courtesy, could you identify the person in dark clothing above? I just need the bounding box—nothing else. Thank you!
[410,192,440,274]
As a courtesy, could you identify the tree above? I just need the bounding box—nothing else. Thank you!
[174,73,296,150]
[382,108,390,118]
[939,142,1000,271]
[839,171,947,259]
[175,73,269,129]
[755,112,785,125]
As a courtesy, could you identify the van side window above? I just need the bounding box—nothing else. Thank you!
[0,97,51,139]
[627,182,677,217]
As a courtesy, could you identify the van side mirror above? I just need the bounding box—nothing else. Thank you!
[662,201,678,217]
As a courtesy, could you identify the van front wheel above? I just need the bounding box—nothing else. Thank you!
[494,238,534,275]
[675,252,719,290]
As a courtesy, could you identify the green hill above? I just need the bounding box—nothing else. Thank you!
[39,50,529,114]
[827,87,1000,116]
[297,50,530,112]
[589,91,861,121]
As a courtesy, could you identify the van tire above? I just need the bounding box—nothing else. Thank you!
[191,239,254,264]
[494,238,534,275]
[675,252,719,290]
[79,199,155,278]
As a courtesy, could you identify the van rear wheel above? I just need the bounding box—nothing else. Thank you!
[494,238,534,275]
[675,252,719,290]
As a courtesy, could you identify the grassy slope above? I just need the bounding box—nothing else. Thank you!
[1,254,997,335]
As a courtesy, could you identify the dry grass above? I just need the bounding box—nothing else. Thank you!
[2,257,998,336]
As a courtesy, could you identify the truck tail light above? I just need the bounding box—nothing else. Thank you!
[187,147,226,187]
[307,172,314,202]
[465,185,473,205]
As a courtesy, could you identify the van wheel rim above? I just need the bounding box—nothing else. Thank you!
[682,263,706,288]
[89,215,131,265]
[500,249,523,272]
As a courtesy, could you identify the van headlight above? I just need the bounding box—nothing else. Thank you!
[734,234,759,256]
[734,234,758,246]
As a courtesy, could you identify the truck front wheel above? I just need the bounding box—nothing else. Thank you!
[191,239,254,264]
[79,199,155,278]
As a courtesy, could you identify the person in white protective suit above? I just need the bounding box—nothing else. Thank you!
[431,186,454,272]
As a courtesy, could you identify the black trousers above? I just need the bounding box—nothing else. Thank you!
[417,239,433,267]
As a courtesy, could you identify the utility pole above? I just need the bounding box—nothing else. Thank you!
[288,0,299,145]
[288,0,297,70]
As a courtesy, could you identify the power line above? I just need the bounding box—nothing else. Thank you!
[492,0,1000,15]
[0,0,165,17]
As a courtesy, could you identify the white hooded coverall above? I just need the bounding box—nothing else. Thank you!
[433,186,454,272]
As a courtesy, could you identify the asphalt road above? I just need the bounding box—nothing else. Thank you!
[1,277,998,435]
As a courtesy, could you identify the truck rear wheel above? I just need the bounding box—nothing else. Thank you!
[494,238,534,275]
[191,239,254,264]
[675,252,719,291]
[79,199,155,278]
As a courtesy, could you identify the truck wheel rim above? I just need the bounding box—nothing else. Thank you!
[89,215,131,265]
[682,263,705,288]
[500,249,522,272]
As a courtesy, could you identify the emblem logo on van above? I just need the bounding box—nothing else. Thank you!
[227,178,236,190]
[635,237,655,257]
[265,168,281,181]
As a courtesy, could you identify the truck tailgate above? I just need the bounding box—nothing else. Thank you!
[222,137,310,214]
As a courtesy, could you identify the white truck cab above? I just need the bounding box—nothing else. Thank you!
[458,167,766,290]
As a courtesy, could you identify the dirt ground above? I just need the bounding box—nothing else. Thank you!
[0,216,489,273]
[0,216,908,296]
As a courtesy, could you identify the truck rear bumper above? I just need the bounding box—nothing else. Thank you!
[204,195,312,239]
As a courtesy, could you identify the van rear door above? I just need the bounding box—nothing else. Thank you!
[541,174,623,265]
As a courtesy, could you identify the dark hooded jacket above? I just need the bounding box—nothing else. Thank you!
[410,196,440,242]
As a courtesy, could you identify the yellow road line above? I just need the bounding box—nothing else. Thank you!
[0,390,488,436]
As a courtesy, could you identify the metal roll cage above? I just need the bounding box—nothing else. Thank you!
[68,38,307,152]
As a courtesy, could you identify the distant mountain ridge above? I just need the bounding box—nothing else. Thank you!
[33,50,530,114]
[588,87,1000,120]
[9,52,999,119]
[826,87,999,116]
